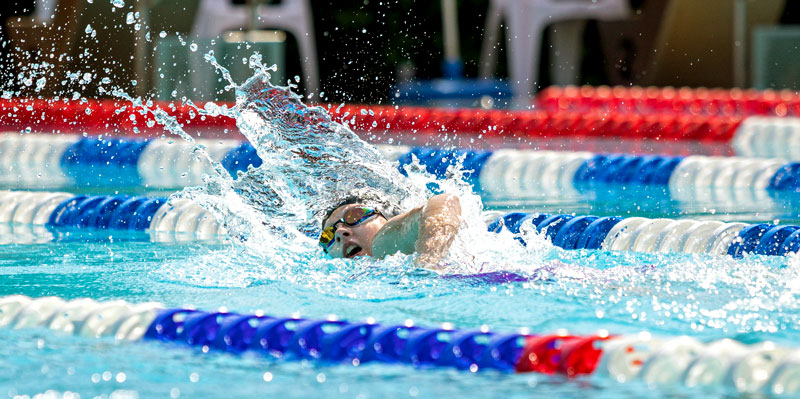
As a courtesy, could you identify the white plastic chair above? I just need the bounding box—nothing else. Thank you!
[191,0,320,96]
[480,0,630,105]
[32,0,58,23]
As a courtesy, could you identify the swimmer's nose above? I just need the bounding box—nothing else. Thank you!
[334,226,351,242]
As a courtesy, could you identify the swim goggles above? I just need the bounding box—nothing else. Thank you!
[319,207,383,252]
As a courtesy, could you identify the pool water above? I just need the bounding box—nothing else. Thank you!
[2,227,799,398]
[2,72,800,398]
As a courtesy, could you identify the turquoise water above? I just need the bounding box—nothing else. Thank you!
[2,71,800,398]
[1,228,799,398]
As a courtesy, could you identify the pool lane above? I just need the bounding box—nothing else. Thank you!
[2,190,800,258]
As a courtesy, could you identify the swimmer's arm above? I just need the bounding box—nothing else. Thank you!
[371,194,461,270]
[414,194,461,269]
[371,206,421,259]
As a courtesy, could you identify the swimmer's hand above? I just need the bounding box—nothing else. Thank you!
[371,193,461,270]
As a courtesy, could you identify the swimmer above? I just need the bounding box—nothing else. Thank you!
[319,193,461,269]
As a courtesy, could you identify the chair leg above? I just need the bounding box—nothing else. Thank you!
[479,0,504,78]
[295,10,320,96]
[507,11,544,106]
[256,0,319,96]
[549,20,587,86]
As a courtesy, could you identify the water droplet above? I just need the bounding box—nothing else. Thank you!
[111,0,125,8]
[125,12,135,24]
[294,75,300,83]
[85,24,93,34]
[189,43,198,52]
[159,31,167,38]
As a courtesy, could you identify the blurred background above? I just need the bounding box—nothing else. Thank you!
[1,0,800,106]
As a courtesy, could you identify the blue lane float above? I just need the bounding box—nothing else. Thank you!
[2,134,800,198]
[2,294,800,395]
[0,191,224,242]
[482,210,800,257]
[144,308,528,371]
[2,190,798,257]
[60,136,150,186]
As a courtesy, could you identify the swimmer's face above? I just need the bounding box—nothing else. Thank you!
[322,204,387,259]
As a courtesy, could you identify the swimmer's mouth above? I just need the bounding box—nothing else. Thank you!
[344,244,362,258]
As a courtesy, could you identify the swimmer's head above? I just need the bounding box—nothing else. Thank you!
[319,193,399,259]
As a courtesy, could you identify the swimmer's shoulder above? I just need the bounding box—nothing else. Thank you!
[371,206,422,258]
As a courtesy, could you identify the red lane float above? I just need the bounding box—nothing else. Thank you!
[0,97,743,142]
[537,85,800,117]
[515,333,611,376]
[0,98,240,139]
[330,105,743,142]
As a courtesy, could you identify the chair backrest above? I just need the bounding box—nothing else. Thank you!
[33,0,58,23]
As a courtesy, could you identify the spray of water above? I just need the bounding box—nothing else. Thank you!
[112,52,567,288]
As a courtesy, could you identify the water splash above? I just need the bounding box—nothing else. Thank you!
[112,53,567,287]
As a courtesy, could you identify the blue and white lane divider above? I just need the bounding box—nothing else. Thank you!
[486,212,800,258]
[2,190,800,258]
[0,190,225,242]
[2,295,800,395]
[733,116,800,160]
[399,148,798,197]
[2,134,800,196]
[0,134,254,189]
